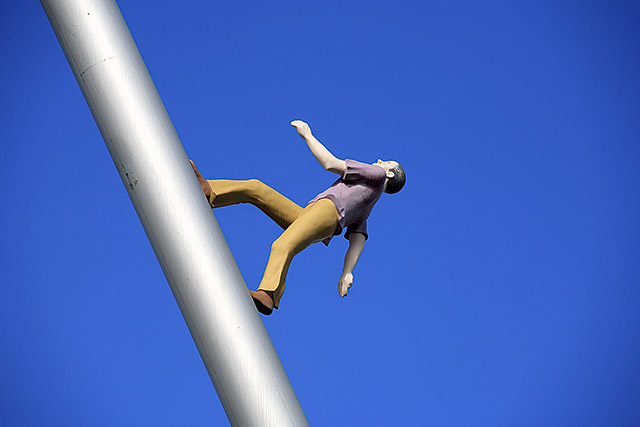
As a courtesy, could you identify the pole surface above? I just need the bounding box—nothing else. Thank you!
[40,1,309,425]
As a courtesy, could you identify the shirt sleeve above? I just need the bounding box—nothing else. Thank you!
[344,221,368,241]
[343,159,386,185]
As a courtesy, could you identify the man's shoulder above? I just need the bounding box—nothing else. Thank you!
[344,159,386,182]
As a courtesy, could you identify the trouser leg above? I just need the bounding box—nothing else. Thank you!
[258,198,339,308]
[208,179,303,230]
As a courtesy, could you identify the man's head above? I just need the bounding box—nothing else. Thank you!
[373,160,406,194]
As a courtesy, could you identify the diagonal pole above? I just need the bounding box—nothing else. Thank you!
[41,1,309,425]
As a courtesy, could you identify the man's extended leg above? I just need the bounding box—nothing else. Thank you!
[208,179,303,230]
[256,198,339,312]
[189,159,303,229]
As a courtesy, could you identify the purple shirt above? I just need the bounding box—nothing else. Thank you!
[309,159,386,245]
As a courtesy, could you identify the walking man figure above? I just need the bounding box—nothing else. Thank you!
[190,120,405,315]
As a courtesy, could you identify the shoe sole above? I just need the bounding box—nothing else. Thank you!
[252,297,273,316]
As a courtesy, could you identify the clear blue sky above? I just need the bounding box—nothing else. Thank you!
[2,1,640,426]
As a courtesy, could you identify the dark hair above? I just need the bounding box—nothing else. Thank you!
[384,163,406,194]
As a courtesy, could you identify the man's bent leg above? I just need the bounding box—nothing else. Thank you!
[209,179,303,230]
[258,199,339,308]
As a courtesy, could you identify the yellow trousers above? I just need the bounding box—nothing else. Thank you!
[207,179,339,308]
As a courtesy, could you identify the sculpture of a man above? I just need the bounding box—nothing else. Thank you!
[190,120,406,315]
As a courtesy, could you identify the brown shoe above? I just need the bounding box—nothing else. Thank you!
[249,290,274,316]
[189,159,215,205]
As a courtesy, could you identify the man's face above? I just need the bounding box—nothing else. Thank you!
[372,159,399,176]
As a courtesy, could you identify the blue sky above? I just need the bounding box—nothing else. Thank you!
[2,1,640,425]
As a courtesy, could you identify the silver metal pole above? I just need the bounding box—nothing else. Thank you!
[40,1,309,425]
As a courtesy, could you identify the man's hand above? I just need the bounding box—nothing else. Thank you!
[339,233,365,298]
[291,119,346,174]
[291,120,312,140]
[338,272,353,298]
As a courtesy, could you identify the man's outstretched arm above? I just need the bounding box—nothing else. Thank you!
[338,232,366,297]
[291,120,346,175]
